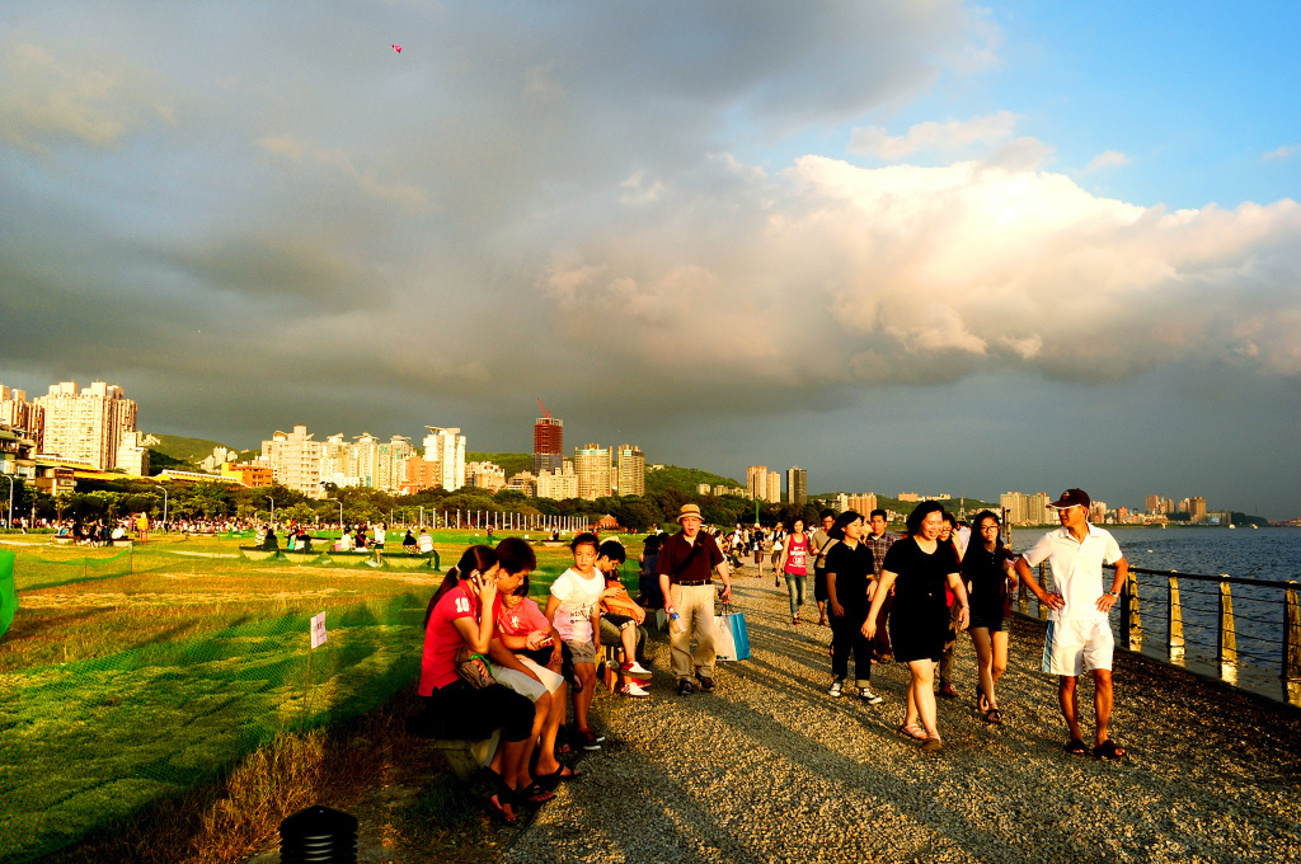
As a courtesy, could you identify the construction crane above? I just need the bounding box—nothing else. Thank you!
[537,398,551,419]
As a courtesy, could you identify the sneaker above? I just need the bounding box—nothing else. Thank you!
[695,674,715,691]
[828,679,844,697]
[859,685,884,705]
[574,728,601,750]
[619,681,650,698]
[938,684,958,699]
[622,661,653,680]
[678,679,695,696]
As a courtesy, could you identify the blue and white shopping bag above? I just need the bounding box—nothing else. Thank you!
[714,603,751,661]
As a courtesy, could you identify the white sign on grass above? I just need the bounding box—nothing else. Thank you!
[310,611,327,649]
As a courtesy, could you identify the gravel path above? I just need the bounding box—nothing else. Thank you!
[504,565,1301,864]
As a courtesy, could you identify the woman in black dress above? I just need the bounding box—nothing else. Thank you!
[962,510,1017,724]
[866,501,969,752]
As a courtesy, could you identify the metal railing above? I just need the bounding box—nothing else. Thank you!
[1017,563,1301,707]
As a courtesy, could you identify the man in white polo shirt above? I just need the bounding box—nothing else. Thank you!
[1015,488,1130,760]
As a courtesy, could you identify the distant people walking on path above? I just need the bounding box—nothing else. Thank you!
[770,527,785,585]
[811,510,837,626]
[937,512,965,699]
[867,501,969,752]
[752,527,766,578]
[657,504,732,696]
[864,509,897,659]
[776,518,810,625]
[1015,489,1130,760]
[372,522,386,565]
[962,510,1017,724]
[824,511,884,705]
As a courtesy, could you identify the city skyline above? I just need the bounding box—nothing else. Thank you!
[3,3,1300,518]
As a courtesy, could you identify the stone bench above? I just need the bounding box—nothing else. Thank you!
[405,714,501,783]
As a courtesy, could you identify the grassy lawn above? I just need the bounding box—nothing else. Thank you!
[0,530,647,863]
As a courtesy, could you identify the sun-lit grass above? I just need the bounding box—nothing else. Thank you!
[0,529,647,862]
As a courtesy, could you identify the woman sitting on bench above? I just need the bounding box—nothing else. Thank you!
[420,545,536,824]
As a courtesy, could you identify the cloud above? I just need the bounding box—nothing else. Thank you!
[1263,144,1300,162]
[1086,149,1130,171]
[849,110,1020,160]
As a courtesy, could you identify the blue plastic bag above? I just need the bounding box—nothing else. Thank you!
[714,604,750,661]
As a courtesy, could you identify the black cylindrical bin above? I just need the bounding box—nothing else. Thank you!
[279,804,358,863]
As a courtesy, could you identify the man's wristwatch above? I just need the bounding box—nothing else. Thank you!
[1108,590,1120,598]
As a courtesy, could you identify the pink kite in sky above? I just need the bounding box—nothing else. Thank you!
[391,44,402,53]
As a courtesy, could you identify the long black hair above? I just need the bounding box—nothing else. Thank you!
[424,545,498,627]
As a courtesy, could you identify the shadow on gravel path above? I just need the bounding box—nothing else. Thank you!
[505,565,1301,864]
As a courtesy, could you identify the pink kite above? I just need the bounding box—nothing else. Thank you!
[391,44,402,53]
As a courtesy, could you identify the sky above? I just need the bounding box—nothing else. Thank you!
[2,1,1300,518]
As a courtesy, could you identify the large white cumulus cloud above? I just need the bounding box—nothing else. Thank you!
[539,153,1301,400]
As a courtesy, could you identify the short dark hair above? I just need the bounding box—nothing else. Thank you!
[869,509,887,521]
[570,532,599,553]
[828,510,863,540]
[906,501,946,535]
[598,539,626,563]
[819,509,837,521]
[495,537,537,575]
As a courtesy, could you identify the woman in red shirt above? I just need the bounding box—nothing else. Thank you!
[776,518,811,625]
[419,546,535,823]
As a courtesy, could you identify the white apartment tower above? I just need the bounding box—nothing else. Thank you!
[574,443,612,500]
[261,425,325,498]
[424,426,466,491]
[616,444,645,497]
[34,381,138,470]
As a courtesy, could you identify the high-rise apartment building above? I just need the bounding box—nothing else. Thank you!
[845,492,877,516]
[574,443,612,500]
[34,381,138,471]
[1000,492,1026,525]
[0,386,43,446]
[786,467,807,506]
[766,472,781,504]
[261,425,325,498]
[1189,496,1207,524]
[115,430,150,476]
[747,466,769,501]
[536,460,578,500]
[533,416,564,474]
[376,436,414,492]
[616,444,645,497]
[424,426,466,491]
[1145,494,1161,514]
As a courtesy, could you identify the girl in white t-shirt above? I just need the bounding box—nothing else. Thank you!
[544,533,605,751]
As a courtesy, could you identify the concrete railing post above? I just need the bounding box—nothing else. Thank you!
[1218,578,1237,685]
[1168,575,1184,666]
[1284,582,1300,681]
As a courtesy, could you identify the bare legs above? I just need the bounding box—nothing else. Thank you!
[969,627,1008,710]
[536,683,567,777]
[1058,669,1115,746]
[572,662,597,731]
[904,660,939,738]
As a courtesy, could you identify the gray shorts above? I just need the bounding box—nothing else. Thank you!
[565,638,596,666]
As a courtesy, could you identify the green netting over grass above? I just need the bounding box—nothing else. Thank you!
[0,593,424,864]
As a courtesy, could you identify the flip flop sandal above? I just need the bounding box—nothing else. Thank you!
[519,783,555,805]
[984,708,1003,725]
[898,723,928,741]
[1093,740,1127,761]
[488,793,518,825]
[920,735,943,752]
[1064,737,1088,756]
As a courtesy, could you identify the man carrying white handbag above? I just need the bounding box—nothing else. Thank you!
[658,504,733,696]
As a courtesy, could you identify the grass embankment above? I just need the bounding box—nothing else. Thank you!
[1,530,638,863]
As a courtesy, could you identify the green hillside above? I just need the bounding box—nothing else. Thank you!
[645,465,744,497]
[146,433,247,473]
[466,452,532,477]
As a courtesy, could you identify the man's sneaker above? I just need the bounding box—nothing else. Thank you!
[678,679,695,696]
[828,679,844,697]
[859,685,884,705]
[695,674,715,691]
[574,728,601,751]
[619,681,650,698]
[622,661,653,680]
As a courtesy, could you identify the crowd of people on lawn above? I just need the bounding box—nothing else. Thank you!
[418,489,1130,823]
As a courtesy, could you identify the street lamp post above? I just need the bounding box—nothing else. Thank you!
[327,497,343,528]
[3,475,14,529]
[266,495,275,525]
[160,484,169,528]
[418,505,424,529]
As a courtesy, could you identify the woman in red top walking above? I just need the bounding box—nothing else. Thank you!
[776,517,811,625]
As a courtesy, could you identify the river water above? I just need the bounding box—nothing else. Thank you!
[1006,525,1301,703]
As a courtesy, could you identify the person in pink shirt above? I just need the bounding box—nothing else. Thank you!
[418,545,535,824]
